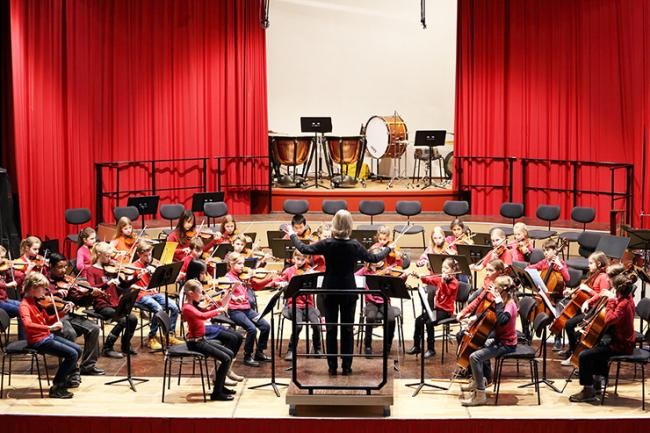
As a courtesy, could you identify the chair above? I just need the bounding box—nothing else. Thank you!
[322,200,348,216]
[527,205,561,242]
[600,348,650,410]
[0,309,49,398]
[157,311,209,403]
[516,296,537,344]
[635,298,650,346]
[558,207,596,258]
[159,204,185,237]
[393,201,426,248]
[64,207,92,257]
[495,202,525,236]
[283,200,309,215]
[443,200,470,218]
[566,231,604,272]
[203,202,228,228]
[566,268,584,289]
[492,343,541,405]
[528,248,545,265]
[113,206,140,222]
[357,200,385,231]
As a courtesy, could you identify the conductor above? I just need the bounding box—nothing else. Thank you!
[283,210,392,376]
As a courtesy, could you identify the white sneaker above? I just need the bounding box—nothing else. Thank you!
[461,389,487,406]
[561,356,573,366]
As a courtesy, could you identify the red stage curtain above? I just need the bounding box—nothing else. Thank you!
[455,0,650,225]
[9,0,268,242]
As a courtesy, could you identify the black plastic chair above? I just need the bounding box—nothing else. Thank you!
[203,201,228,229]
[357,200,385,231]
[113,206,140,222]
[558,207,595,257]
[283,200,309,215]
[495,202,525,236]
[443,200,470,218]
[436,281,471,363]
[527,205,561,242]
[493,343,541,405]
[322,200,348,216]
[64,207,92,257]
[601,348,650,410]
[528,248,545,265]
[566,231,604,271]
[635,298,650,346]
[517,296,537,344]
[393,201,426,248]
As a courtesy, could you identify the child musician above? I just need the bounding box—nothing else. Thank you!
[275,250,322,361]
[215,214,238,244]
[460,275,519,406]
[469,228,512,272]
[76,227,97,272]
[416,226,456,267]
[356,248,407,356]
[182,279,236,401]
[110,216,137,263]
[0,245,24,339]
[167,210,201,261]
[559,251,610,365]
[508,222,534,263]
[310,224,331,272]
[225,252,272,367]
[569,264,636,402]
[526,238,570,351]
[179,237,206,280]
[80,242,137,359]
[282,214,313,241]
[19,272,81,399]
[408,257,460,358]
[14,236,47,289]
[372,225,403,268]
[130,240,183,350]
[450,218,474,246]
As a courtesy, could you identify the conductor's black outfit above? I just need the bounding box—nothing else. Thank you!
[290,234,389,372]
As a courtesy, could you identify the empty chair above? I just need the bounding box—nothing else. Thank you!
[283,199,309,215]
[528,248,545,265]
[357,200,385,231]
[495,202,525,236]
[322,200,348,216]
[64,207,92,257]
[113,206,140,222]
[157,204,185,238]
[443,200,470,218]
[203,202,228,227]
[566,231,604,272]
[558,207,596,258]
[527,205,561,242]
[393,201,426,248]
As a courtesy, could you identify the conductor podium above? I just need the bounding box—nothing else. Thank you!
[284,273,409,417]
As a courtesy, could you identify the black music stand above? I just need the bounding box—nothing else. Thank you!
[414,130,446,190]
[151,241,166,262]
[249,289,289,397]
[149,262,183,322]
[351,229,376,250]
[595,235,630,260]
[191,191,225,214]
[104,288,146,392]
[269,238,309,266]
[213,243,234,260]
[471,232,492,246]
[456,244,492,289]
[127,195,160,231]
[211,262,228,279]
[300,116,332,189]
[427,254,472,276]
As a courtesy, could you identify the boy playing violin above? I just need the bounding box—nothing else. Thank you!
[19,272,81,398]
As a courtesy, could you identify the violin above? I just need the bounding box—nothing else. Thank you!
[0,259,27,272]
[37,295,71,314]
[376,264,412,278]
[239,267,276,281]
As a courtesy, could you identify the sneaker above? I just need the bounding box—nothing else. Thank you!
[552,341,563,352]
[423,349,436,359]
[102,348,124,359]
[461,389,487,406]
[569,388,597,403]
[460,377,486,392]
[49,386,73,399]
[407,346,421,355]
[224,379,237,387]
[560,356,573,366]
[147,336,163,350]
[284,350,293,362]
[168,333,184,346]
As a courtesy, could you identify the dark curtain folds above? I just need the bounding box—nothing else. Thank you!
[455,0,650,225]
[9,0,268,241]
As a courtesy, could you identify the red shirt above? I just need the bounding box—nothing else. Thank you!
[495,299,518,346]
[275,266,315,309]
[460,286,495,317]
[585,272,610,308]
[421,274,459,314]
[0,272,10,301]
[508,240,534,262]
[479,248,513,268]
[605,294,636,354]
[182,302,221,339]
[81,265,120,310]
[527,259,570,284]
[76,245,93,272]
[19,296,57,345]
[225,271,251,311]
[166,230,191,262]
[131,259,156,301]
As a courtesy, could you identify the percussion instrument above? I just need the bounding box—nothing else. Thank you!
[364,115,408,159]
[325,136,365,187]
[269,136,313,187]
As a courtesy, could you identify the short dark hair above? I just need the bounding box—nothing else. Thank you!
[291,214,306,226]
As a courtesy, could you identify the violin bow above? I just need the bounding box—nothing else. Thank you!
[7,250,16,282]
[391,224,411,247]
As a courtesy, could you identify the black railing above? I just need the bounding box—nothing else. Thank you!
[456,156,634,224]
[95,155,271,223]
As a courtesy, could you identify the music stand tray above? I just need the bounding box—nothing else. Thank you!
[269,238,310,263]
[191,192,225,213]
[623,226,650,250]
[127,195,160,230]
[351,230,377,249]
[456,244,492,265]
[471,233,492,246]
[595,235,630,260]
[414,130,446,189]
[427,254,472,276]
[213,243,234,260]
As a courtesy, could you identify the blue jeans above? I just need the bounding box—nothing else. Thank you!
[228,308,270,356]
[0,299,25,339]
[31,335,82,387]
[135,293,179,337]
[468,339,516,390]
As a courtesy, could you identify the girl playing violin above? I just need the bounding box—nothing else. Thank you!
[179,237,206,279]
[110,216,136,262]
[215,214,238,244]
[168,210,220,261]
[353,248,404,357]
[275,249,322,361]
[80,242,137,359]
[508,222,534,263]
[0,245,24,339]
[559,251,610,365]
[461,275,518,406]
[450,218,474,246]
[417,226,456,267]
[129,240,182,350]
[569,264,636,402]
[469,228,512,272]
[182,279,237,401]
[19,272,81,399]
[526,238,570,351]
[225,252,272,367]
[76,227,96,272]
[408,257,460,358]
[310,223,331,272]
[14,236,47,289]
[372,225,403,268]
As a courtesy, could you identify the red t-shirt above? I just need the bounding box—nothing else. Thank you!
[495,299,518,346]
[421,274,459,314]
[19,296,57,345]
[182,302,221,339]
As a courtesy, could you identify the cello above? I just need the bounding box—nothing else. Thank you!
[549,270,602,335]
[456,296,497,369]
[568,296,609,368]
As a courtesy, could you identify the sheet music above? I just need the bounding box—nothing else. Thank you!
[417,284,436,322]
[525,268,559,318]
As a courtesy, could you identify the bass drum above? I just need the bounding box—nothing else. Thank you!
[364,115,408,159]
[444,151,454,178]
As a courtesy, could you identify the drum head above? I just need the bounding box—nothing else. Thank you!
[365,116,389,159]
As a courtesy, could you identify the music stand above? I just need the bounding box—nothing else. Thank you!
[39,239,60,256]
[105,288,146,392]
[191,192,225,213]
[456,244,492,289]
[427,254,472,276]
[351,229,377,250]
[300,116,332,189]
[212,243,234,260]
[244,232,257,250]
[151,241,166,262]
[266,230,285,247]
[269,238,308,264]
[595,235,630,260]
[211,262,228,279]
[127,195,160,230]
[414,130,446,190]
[636,266,650,299]
[471,233,492,246]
